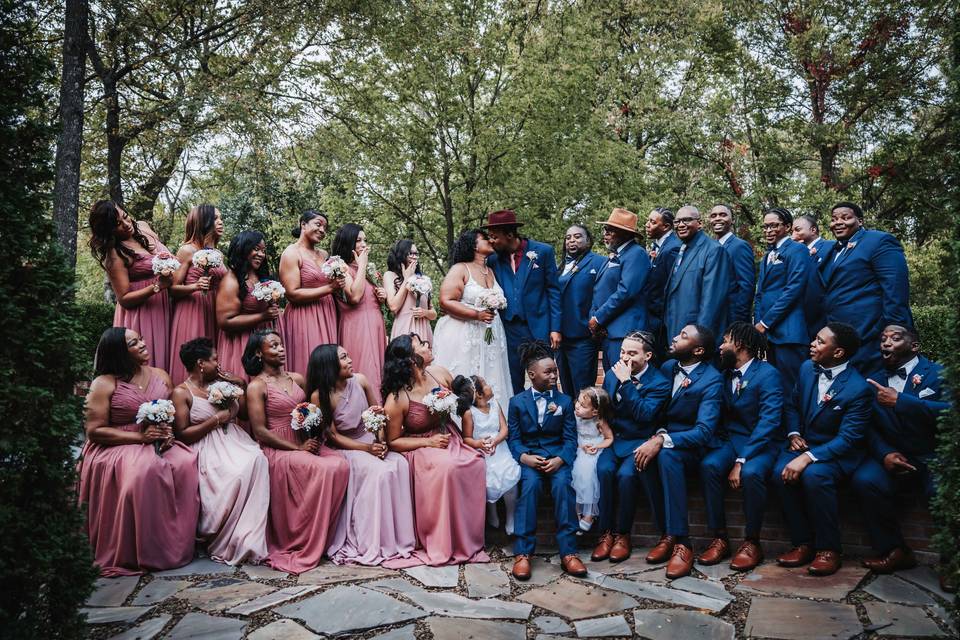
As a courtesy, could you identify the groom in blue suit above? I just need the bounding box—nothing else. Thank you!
[485,210,563,394]
[557,224,606,397]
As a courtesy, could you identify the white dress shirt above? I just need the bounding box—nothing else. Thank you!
[887,356,920,393]
[657,361,702,449]
[717,231,733,246]
[534,389,553,424]
[652,230,674,254]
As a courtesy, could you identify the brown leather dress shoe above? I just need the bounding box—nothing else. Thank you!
[562,554,588,577]
[665,543,694,579]
[592,531,614,561]
[808,550,842,576]
[512,554,531,581]
[777,544,815,567]
[609,534,632,562]
[696,538,730,566]
[646,535,676,564]
[861,547,917,574]
[730,540,764,571]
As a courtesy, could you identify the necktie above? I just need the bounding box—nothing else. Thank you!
[673,245,686,273]
[813,364,833,380]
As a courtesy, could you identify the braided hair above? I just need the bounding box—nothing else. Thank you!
[724,321,767,361]
[518,340,554,370]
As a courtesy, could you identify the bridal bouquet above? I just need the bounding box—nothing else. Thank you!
[321,256,348,280]
[361,407,387,442]
[422,387,458,420]
[252,279,285,304]
[207,381,243,431]
[191,248,223,296]
[135,399,175,456]
[475,290,507,344]
[366,261,382,286]
[290,402,325,441]
[151,252,181,278]
[406,274,432,307]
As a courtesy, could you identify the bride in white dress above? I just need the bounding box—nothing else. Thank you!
[432,230,513,405]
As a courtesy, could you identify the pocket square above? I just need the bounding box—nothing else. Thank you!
[607,262,621,268]
[919,388,935,398]
[554,406,563,415]
[589,268,597,274]
[833,405,842,411]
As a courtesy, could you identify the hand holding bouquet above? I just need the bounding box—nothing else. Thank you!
[290,402,325,446]
[361,407,387,442]
[192,248,223,295]
[135,399,175,455]
[151,252,181,278]
[207,381,243,431]
[422,387,458,420]
[321,256,348,280]
[406,274,433,308]
[252,280,285,305]
[474,290,507,344]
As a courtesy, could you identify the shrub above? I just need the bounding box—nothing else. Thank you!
[913,306,952,363]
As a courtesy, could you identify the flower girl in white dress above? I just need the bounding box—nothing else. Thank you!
[571,386,614,532]
[460,375,520,534]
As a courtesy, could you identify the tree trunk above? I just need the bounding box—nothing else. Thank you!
[51,0,88,269]
[103,75,125,209]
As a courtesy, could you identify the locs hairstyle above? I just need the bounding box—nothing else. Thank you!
[724,321,767,361]
[227,230,271,301]
[88,199,152,268]
[94,327,139,379]
[331,223,363,263]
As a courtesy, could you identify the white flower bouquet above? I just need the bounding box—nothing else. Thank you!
[135,399,175,455]
[361,407,387,442]
[207,381,243,431]
[151,252,181,278]
[321,256,349,280]
[422,387,458,420]
[290,402,324,441]
[474,289,507,344]
[252,279,285,304]
[406,274,432,307]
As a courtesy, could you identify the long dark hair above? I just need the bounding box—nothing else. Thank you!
[451,375,475,417]
[241,329,281,377]
[386,239,421,283]
[381,334,425,400]
[183,204,218,247]
[331,223,363,263]
[450,229,487,265]
[88,200,152,268]
[292,209,329,239]
[227,230,270,300]
[93,327,138,379]
[305,344,341,430]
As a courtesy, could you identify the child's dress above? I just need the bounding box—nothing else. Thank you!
[571,416,605,516]
[469,401,520,502]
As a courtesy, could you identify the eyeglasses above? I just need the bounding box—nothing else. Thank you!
[675,217,700,226]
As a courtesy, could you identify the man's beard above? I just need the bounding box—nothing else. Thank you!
[718,348,737,370]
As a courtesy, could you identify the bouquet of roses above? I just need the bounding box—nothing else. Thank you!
[474,289,507,344]
[290,402,325,442]
[207,381,243,431]
[361,407,387,442]
[192,248,223,295]
[252,279,285,305]
[406,274,432,307]
[422,387,458,420]
[151,252,181,278]
[135,399,175,455]
[321,256,348,280]
[365,261,382,287]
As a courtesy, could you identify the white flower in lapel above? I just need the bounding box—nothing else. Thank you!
[526,250,538,262]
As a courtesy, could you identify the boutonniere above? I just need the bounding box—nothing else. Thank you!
[526,250,538,263]
[809,246,818,255]
[847,241,857,249]
[680,378,691,389]
[740,380,749,391]
[546,402,558,414]
[649,249,658,260]
[912,374,922,387]
[822,392,833,403]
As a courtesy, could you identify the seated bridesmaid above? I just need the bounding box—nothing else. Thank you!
[384,239,436,342]
[216,230,283,382]
[280,210,344,377]
[88,200,174,370]
[381,334,489,566]
[171,337,270,566]
[169,204,228,385]
[244,329,350,574]
[307,344,417,566]
[78,327,200,576]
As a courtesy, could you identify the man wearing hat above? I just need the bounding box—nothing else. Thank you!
[588,208,652,369]
[485,209,563,394]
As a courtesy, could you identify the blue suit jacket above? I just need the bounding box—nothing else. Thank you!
[659,360,723,449]
[644,232,682,333]
[590,239,651,338]
[602,365,671,449]
[663,231,731,343]
[488,238,562,340]
[818,229,913,344]
[722,234,756,324]
[803,237,836,338]
[507,388,577,467]
[785,360,872,472]
[558,251,605,339]
[754,238,811,346]
[719,360,784,461]
[866,356,949,460]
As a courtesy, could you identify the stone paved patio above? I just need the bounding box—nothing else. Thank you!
[82,540,957,640]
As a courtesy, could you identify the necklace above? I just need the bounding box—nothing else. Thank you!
[265,371,294,396]
[129,368,148,390]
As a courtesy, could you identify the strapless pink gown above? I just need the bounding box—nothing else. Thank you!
[169,262,228,385]
[78,374,200,576]
[113,244,172,371]
[389,285,434,343]
[217,290,284,382]
[337,264,386,401]
[282,259,338,377]
[260,383,349,573]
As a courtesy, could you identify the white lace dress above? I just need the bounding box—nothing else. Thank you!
[469,401,521,502]
[571,416,604,516]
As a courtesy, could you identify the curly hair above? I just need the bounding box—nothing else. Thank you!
[450,229,488,265]
[381,334,425,399]
[179,337,215,372]
[227,230,270,301]
[88,200,152,268]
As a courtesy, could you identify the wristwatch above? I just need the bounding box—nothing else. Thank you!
[152,281,161,294]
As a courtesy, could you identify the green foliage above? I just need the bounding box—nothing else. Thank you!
[912,306,952,362]
[0,1,97,635]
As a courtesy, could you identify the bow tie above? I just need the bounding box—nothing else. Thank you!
[533,390,552,402]
[673,364,689,378]
[890,367,908,379]
[565,255,577,264]
[731,370,743,379]
[813,364,833,380]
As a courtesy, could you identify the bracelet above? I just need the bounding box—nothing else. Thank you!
[152,280,161,294]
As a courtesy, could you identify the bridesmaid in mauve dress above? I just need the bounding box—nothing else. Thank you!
[331,223,387,401]
[382,334,489,567]
[88,200,174,371]
[384,239,436,342]
[172,337,269,566]
[168,204,228,385]
[216,230,283,382]
[244,330,350,574]
[279,210,342,377]
[78,327,200,576]
[306,345,416,566]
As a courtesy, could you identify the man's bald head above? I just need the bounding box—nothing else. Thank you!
[675,205,702,241]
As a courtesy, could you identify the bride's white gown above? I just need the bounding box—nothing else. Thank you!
[432,274,514,406]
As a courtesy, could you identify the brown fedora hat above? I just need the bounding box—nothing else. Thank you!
[482,209,524,228]
[597,208,638,234]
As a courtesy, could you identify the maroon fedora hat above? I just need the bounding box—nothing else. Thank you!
[482,209,524,228]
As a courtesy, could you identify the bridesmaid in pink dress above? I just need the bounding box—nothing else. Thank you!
[331,224,387,401]
[172,337,270,566]
[306,344,416,566]
[88,200,174,371]
[216,230,283,382]
[244,330,350,574]
[169,204,228,385]
[381,334,489,566]
[78,327,200,576]
[279,211,342,377]
[385,239,436,342]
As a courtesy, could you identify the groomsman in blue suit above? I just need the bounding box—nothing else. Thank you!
[792,214,836,339]
[698,322,784,571]
[485,209,563,394]
[632,324,723,579]
[709,205,756,324]
[588,208,651,369]
[818,202,913,373]
[773,322,872,576]
[663,206,731,343]
[506,342,587,580]
[557,224,606,398]
[591,331,670,564]
[754,207,812,393]
[851,325,950,574]
[644,207,682,356]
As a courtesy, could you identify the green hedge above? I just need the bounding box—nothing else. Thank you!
[75,302,115,378]
[914,305,952,362]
